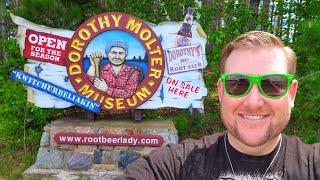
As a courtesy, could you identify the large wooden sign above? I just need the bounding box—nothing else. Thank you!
[10,9,208,112]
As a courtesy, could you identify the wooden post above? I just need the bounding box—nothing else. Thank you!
[134,109,142,123]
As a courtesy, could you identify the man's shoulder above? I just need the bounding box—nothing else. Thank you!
[202,132,224,144]
[177,132,224,149]
[284,134,320,148]
[163,132,224,163]
[282,135,320,178]
[283,134,320,158]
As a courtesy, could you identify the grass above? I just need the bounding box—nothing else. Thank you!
[0,147,37,179]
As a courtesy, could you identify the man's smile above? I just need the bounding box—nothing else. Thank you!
[242,115,267,120]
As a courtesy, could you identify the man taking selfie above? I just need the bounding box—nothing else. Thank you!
[115,31,320,180]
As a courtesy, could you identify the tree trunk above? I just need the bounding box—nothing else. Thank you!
[278,14,283,38]
[270,0,276,33]
[201,0,212,6]
[0,0,8,61]
[201,0,224,49]
[285,0,294,43]
[276,0,284,38]
[12,0,19,6]
[292,0,302,42]
[248,0,260,30]
[261,0,270,31]
[318,116,320,142]
[245,0,250,7]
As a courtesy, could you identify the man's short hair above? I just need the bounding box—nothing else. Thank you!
[220,31,296,74]
[105,40,128,57]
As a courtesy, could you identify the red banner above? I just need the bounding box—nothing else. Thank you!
[24,29,69,66]
[54,132,164,146]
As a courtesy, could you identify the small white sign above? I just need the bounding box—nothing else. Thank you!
[165,44,203,74]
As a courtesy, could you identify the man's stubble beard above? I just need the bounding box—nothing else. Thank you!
[220,103,291,148]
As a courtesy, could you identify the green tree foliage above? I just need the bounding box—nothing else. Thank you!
[14,0,83,30]
[290,17,320,143]
[287,0,320,143]
[0,39,62,149]
[0,38,62,178]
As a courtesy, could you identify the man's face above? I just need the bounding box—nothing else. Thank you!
[108,47,126,66]
[217,48,298,148]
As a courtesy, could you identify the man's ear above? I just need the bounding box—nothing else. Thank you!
[217,78,224,103]
[289,79,298,108]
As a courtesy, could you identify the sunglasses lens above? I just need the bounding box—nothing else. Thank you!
[225,75,250,96]
[261,75,288,97]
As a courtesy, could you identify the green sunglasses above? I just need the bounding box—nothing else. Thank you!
[220,73,294,98]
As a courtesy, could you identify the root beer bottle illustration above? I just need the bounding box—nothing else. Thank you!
[175,7,195,47]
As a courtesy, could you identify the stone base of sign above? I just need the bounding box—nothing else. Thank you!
[23,164,122,180]
[23,117,178,180]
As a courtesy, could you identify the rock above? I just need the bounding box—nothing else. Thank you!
[118,151,140,171]
[94,151,102,164]
[35,147,63,169]
[64,151,92,171]
[102,151,117,164]
[40,132,50,147]
[169,129,179,144]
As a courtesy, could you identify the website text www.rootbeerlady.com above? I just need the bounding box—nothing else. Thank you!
[54,132,163,147]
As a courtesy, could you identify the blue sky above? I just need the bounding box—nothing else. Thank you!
[84,30,146,59]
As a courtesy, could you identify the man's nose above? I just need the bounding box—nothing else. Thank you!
[243,83,264,108]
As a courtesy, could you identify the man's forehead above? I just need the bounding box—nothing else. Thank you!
[225,47,288,74]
